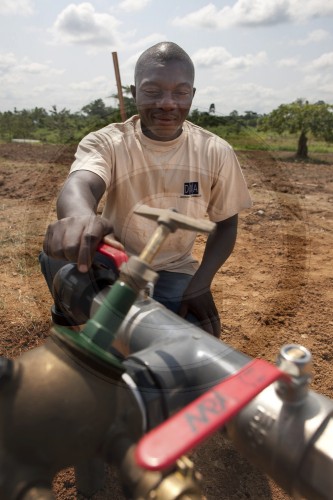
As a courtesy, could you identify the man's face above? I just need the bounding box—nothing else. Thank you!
[131,60,195,141]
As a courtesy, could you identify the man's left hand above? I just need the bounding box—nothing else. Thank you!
[178,288,221,338]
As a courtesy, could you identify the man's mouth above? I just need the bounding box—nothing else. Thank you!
[153,114,177,121]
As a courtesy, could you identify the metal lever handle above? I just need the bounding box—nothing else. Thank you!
[134,205,216,265]
[135,359,288,471]
[134,205,216,233]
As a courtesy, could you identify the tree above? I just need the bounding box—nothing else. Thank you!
[188,109,227,127]
[243,110,260,127]
[109,85,137,119]
[259,99,333,158]
[81,99,111,119]
[49,105,75,143]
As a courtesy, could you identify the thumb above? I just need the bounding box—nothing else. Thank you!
[103,233,125,251]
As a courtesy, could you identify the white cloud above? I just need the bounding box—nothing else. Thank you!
[195,81,280,115]
[303,72,332,87]
[296,0,333,21]
[128,33,167,51]
[0,0,34,16]
[277,57,299,67]
[293,29,330,45]
[224,82,280,112]
[0,72,23,87]
[118,0,152,12]
[0,52,17,72]
[51,3,122,49]
[191,47,231,67]
[173,4,222,29]
[297,52,333,102]
[0,52,63,79]
[192,46,267,70]
[69,76,109,91]
[196,85,220,97]
[225,51,267,69]
[300,72,333,102]
[18,62,63,76]
[172,0,333,29]
[307,52,333,70]
[30,83,63,96]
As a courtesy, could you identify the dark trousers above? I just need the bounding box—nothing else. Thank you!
[38,251,197,324]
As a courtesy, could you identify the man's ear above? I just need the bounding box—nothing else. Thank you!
[193,87,196,98]
[130,85,136,100]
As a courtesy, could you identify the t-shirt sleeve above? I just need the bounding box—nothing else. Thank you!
[69,131,113,188]
[207,144,252,222]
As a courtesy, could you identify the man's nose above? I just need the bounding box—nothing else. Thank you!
[157,91,177,109]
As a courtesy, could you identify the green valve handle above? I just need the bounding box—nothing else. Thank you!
[53,280,137,371]
[82,280,137,349]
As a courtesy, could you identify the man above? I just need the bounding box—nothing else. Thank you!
[41,41,252,338]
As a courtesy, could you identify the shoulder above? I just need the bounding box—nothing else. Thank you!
[183,121,237,165]
[80,115,139,148]
[183,120,234,150]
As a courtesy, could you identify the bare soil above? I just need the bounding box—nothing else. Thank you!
[0,143,332,500]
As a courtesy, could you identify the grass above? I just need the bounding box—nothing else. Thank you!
[2,128,333,155]
[207,126,333,154]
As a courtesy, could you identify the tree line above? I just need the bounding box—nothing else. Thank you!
[0,98,259,142]
[0,93,332,159]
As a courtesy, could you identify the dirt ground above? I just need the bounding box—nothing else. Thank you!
[0,142,332,500]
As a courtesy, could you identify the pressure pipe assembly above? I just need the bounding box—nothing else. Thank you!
[0,207,332,499]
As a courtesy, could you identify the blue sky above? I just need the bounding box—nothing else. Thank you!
[1,0,332,115]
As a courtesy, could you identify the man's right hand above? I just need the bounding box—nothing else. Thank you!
[43,214,121,273]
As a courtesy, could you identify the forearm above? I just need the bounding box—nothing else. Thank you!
[194,214,238,288]
[178,217,237,337]
[44,171,112,270]
[56,171,106,219]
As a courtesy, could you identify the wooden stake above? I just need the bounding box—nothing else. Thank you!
[112,51,127,122]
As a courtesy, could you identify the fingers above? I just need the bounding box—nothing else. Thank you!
[193,306,221,338]
[206,313,221,338]
[43,215,114,272]
[103,234,125,251]
[178,290,221,338]
[43,219,73,259]
[76,217,115,272]
[77,228,99,273]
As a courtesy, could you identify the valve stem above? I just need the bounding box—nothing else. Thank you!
[276,344,312,402]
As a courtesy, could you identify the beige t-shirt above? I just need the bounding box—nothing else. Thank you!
[70,115,252,274]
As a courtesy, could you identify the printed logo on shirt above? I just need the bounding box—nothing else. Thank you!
[181,182,201,198]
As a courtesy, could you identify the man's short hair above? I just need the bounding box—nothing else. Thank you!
[134,42,195,84]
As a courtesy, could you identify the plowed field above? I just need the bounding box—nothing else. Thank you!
[1,143,332,499]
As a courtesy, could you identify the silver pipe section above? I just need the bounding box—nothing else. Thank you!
[93,292,333,499]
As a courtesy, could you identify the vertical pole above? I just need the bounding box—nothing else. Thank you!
[112,51,127,122]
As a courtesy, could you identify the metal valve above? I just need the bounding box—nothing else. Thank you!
[134,205,215,265]
[276,344,312,402]
[145,456,203,500]
[52,206,216,367]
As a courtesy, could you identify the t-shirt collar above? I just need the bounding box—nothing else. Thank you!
[135,117,186,150]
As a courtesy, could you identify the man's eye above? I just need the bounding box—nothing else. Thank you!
[144,90,161,97]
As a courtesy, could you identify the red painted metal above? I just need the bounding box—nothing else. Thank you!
[96,243,128,268]
[136,359,289,471]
